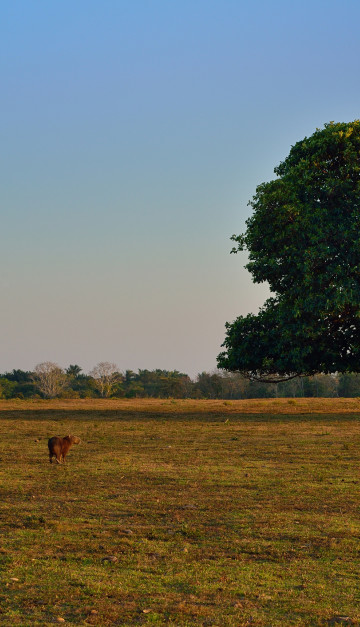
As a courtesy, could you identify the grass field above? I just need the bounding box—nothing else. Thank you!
[0,400,360,625]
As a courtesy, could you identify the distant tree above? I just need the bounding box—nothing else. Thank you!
[313,374,338,397]
[218,372,249,399]
[218,121,360,382]
[337,373,360,397]
[159,371,193,398]
[1,369,36,398]
[0,378,17,399]
[66,364,82,378]
[89,362,121,397]
[33,362,66,398]
[120,371,143,397]
[195,372,223,399]
[245,380,276,399]
[124,370,137,386]
[4,369,33,383]
[278,376,305,398]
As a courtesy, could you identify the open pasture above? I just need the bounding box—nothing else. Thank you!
[0,401,360,625]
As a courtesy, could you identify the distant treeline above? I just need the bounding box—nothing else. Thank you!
[1,362,360,399]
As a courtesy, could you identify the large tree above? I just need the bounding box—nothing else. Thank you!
[218,121,360,382]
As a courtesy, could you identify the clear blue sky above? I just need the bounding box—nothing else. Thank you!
[1,0,360,377]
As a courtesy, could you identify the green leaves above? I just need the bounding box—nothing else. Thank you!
[219,121,360,381]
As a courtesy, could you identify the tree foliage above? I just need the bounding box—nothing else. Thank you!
[33,362,67,398]
[218,121,360,381]
[66,364,82,378]
[89,362,120,398]
[1,363,360,398]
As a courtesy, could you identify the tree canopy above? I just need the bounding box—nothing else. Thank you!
[217,121,360,382]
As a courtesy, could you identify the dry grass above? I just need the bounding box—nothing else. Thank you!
[0,396,360,414]
[0,403,360,625]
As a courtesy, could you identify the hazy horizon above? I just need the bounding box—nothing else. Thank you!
[2,1,360,378]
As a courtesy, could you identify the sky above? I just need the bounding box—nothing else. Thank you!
[1,0,360,378]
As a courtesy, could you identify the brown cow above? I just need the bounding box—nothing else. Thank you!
[48,435,81,464]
